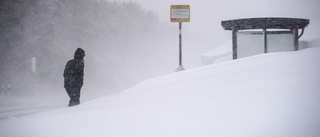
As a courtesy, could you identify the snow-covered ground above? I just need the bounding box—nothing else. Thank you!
[1,43,320,137]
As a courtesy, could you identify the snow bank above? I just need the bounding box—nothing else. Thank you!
[200,40,232,65]
[1,47,320,137]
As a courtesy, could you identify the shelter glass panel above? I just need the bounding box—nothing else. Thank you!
[237,33,264,58]
[267,33,295,52]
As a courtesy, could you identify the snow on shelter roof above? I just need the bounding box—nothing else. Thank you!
[221,17,309,30]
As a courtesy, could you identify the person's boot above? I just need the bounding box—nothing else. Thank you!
[68,98,76,107]
[68,98,73,107]
[68,98,80,107]
[74,98,80,105]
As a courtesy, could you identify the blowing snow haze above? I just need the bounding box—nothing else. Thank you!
[1,0,320,97]
[0,0,177,96]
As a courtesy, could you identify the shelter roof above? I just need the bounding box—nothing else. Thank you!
[221,17,309,30]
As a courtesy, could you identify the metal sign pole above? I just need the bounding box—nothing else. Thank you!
[179,22,183,65]
[176,22,184,72]
[31,57,37,95]
[179,22,182,66]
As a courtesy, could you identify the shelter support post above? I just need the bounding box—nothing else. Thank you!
[293,25,299,50]
[263,27,267,53]
[232,26,238,59]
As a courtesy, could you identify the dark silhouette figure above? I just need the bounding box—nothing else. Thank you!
[64,48,85,107]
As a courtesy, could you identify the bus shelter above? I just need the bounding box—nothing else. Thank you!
[221,18,309,59]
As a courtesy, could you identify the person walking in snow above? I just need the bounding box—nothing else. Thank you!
[63,48,85,107]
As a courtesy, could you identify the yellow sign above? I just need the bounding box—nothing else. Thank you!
[170,5,190,22]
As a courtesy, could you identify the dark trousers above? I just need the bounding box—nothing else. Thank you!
[65,86,81,107]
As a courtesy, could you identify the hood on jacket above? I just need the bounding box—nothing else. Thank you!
[74,48,85,60]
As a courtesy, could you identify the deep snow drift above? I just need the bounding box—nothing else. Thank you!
[1,46,320,137]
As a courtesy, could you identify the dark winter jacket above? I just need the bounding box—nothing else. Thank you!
[63,48,85,88]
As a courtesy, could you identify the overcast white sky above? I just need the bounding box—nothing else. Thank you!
[115,0,320,41]
[116,0,320,21]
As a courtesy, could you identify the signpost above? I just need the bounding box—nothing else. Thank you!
[31,57,37,95]
[171,5,190,72]
[31,57,36,73]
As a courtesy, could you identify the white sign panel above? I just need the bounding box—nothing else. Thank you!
[171,9,190,19]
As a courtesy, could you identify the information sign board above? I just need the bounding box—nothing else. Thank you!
[170,5,190,22]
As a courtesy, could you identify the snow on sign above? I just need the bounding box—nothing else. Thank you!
[170,5,190,22]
